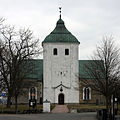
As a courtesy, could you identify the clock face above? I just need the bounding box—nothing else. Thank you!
[56,70,68,77]
[52,66,71,87]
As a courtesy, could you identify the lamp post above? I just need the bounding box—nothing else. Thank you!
[114,97,118,116]
[111,95,113,120]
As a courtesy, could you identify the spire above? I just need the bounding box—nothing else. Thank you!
[59,7,62,19]
[42,6,80,44]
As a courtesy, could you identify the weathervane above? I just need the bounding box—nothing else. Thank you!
[59,7,62,19]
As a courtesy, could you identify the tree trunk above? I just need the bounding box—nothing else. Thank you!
[106,96,109,119]
[7,95,11,108]
[15,95,18,114]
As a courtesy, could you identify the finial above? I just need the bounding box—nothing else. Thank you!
[59,7,62,19]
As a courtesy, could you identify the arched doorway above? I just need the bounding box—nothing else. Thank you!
[58,93,64,104]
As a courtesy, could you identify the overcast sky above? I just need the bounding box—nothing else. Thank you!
[0,0,120,59]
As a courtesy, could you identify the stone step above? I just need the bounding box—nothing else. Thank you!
[51,105,69,113]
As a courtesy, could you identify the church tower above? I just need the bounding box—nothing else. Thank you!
[42,10,80,104]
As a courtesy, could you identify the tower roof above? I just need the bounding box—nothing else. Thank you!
[42,17,80,44]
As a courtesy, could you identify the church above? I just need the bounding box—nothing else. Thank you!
[17,11,104,105]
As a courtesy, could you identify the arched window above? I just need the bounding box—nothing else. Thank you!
[65,49,69,55]
[29,87,37,100]
[53,48,57,55]
[83,87,91,100]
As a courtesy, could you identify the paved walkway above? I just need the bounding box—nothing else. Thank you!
[51,105,69,113]
[0,112,97,120]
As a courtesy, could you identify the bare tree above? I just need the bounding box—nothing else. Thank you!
[79,36,120,118]
[0,18,7,93]
[0,20,41,112]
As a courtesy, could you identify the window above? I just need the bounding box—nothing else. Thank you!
[53,48,57,55]
[83,87,91,100]
[30,87,36,100]
[65,49,69,55]
[29,87,37,100]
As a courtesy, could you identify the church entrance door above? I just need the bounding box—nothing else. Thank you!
[58,93,64,104]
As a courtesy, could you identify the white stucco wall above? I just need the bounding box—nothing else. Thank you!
[43,43,79,103]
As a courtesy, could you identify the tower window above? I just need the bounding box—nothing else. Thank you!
[65,49,69,55]
[53,48,57,55]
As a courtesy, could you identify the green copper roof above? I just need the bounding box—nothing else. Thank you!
[24,59,43,81]
[79,60,94,79]
[79,60,105,79]
[42,18,80,44]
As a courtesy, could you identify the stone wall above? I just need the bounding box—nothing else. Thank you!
[13,79,42,104]
[79,85,105,104]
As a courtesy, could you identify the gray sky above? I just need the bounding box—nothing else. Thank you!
[0,0,120,59]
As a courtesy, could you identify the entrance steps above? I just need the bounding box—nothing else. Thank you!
[51,105,69,113]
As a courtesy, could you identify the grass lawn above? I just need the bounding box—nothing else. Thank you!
[0,104,119,114]
[0,104,43,113]
[68,104,105,109]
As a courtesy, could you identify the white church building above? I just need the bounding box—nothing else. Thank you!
[17,11,104,106]
[42,13,80,104]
